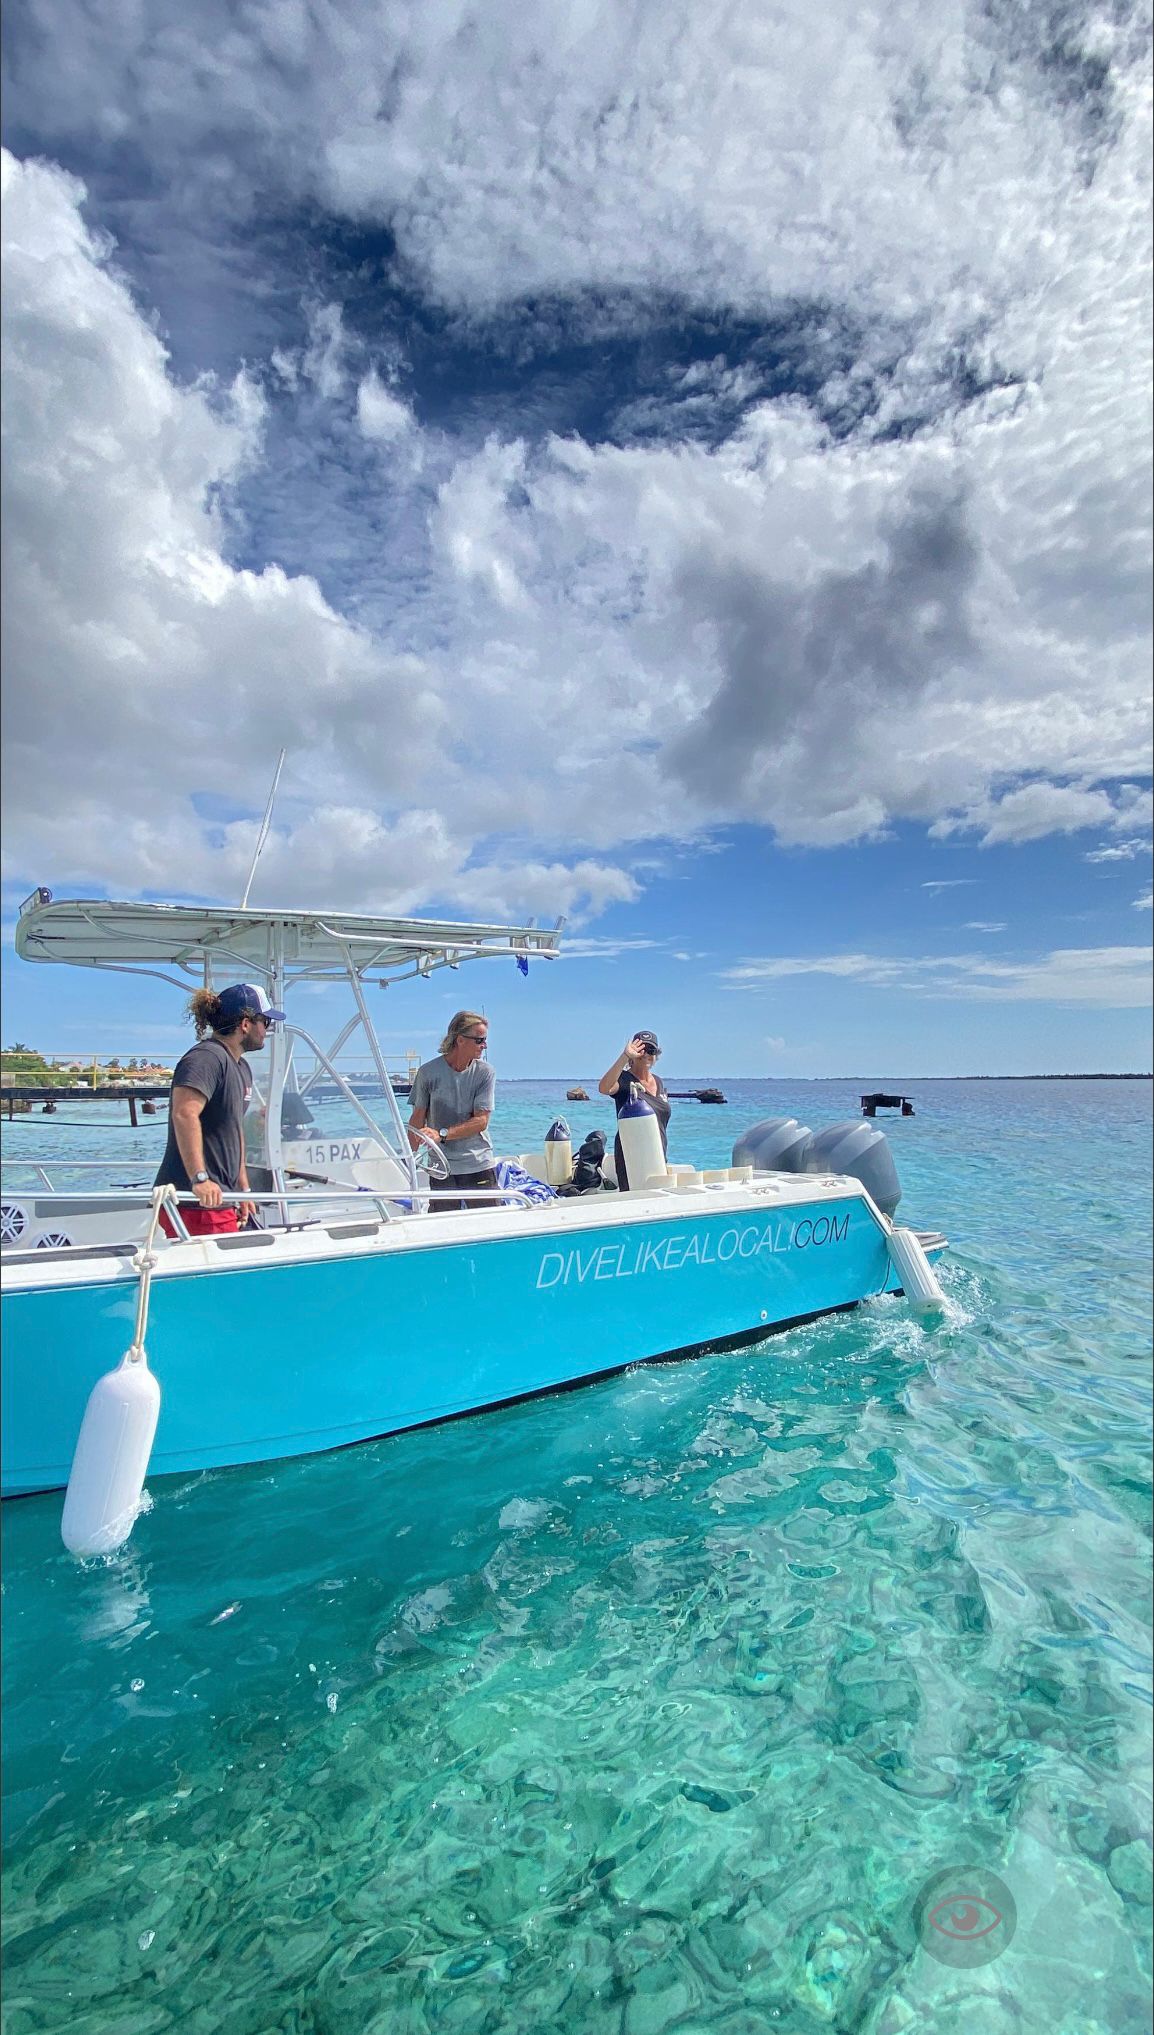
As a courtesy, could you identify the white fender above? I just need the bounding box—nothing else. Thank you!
[61,1355,161,1557]
[887,1226,946,1312]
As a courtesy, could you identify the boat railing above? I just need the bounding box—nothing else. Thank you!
[1,1171,537,1258]
[271,1019,418,1194]
[3,1157,163,1184]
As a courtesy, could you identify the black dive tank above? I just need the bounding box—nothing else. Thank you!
[801,1120,901,1217]
[731,1117,813,1172]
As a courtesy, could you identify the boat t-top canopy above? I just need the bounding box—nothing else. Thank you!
[15,890,563,993]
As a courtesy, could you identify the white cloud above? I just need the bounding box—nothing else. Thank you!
[356,372,415,443]
[15,0,1132,358]
[724,945,1152,1007]
[0,151,637,915]
[419,404,1149,849]
[964,921,1006,932]
[302,301,349,400]
[270,346,301,392]
[933,782,1123,846]
[557,935,663,960]
[431,439,535,611]
[1,0,1150,903]
[726,952,944,987]
[1,153,393,854]
[1136,889,1152,912]
[962,947,1152,1005]
[229,806,460,913]
[1086,837,1153,863]
[448,859,640,925]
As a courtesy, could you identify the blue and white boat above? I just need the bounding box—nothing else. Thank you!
[1,891,947,1534]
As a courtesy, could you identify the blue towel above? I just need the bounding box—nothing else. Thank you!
[495,1159,555,1205]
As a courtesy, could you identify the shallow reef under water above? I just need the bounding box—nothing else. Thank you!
[2,1077,1151,2033]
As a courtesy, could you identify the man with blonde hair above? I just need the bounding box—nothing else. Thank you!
[407,1010,497,1209]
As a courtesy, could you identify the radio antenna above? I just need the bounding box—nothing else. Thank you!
[240,748,286,909]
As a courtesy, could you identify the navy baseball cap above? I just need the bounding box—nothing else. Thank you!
[217,983,286,1024]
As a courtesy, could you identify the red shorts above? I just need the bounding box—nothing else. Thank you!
[160,1205,239,1239]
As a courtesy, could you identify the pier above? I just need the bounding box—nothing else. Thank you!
[3,1085,169,1124]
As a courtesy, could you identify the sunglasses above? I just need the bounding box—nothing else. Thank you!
[461,1032,488,1044]
[637,1043,657,1055]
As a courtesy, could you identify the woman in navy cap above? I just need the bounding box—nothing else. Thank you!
[598,1031,671,1189]
[154,982,284,1236]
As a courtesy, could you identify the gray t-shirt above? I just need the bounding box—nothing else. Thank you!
[409,1054,496,1175]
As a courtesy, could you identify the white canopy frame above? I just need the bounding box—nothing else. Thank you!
[16,892,563,1198]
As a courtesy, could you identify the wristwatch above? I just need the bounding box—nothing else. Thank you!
[194,1170,209,1184]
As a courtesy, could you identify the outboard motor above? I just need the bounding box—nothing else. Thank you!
[732,1117,813,1173]
[802,1120,901,1218]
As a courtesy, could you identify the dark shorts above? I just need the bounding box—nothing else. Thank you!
[438,1167,499,1211]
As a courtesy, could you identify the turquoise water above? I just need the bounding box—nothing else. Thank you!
[3,1078,1151,2034]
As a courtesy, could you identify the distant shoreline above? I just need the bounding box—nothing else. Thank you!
[819,1073,1154,1083]
[509,1072,1153,1084]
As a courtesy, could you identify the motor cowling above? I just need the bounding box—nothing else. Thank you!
[731,1117,813,1173]
[802,1120,901,1217]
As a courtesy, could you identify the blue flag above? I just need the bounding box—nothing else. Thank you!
[516,954,529,976]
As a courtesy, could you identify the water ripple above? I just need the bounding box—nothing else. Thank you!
[3,1078,1151,2032]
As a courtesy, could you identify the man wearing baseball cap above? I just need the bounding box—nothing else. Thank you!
[154,982,285,1237]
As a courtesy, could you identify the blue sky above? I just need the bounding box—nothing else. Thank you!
[2,0,1150,1074]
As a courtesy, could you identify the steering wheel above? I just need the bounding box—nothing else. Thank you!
[412,1134,452,1182]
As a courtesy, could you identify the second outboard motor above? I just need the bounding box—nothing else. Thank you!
[731,1117,813,1173]
[802,1120,901,1218]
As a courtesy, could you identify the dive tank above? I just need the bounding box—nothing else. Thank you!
[544,1116,573,1187]
[617,1085,666,1190]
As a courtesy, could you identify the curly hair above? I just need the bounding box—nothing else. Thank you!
[187,989,244,1038]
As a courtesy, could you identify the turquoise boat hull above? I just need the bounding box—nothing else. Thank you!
[2,1192,909,1497]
